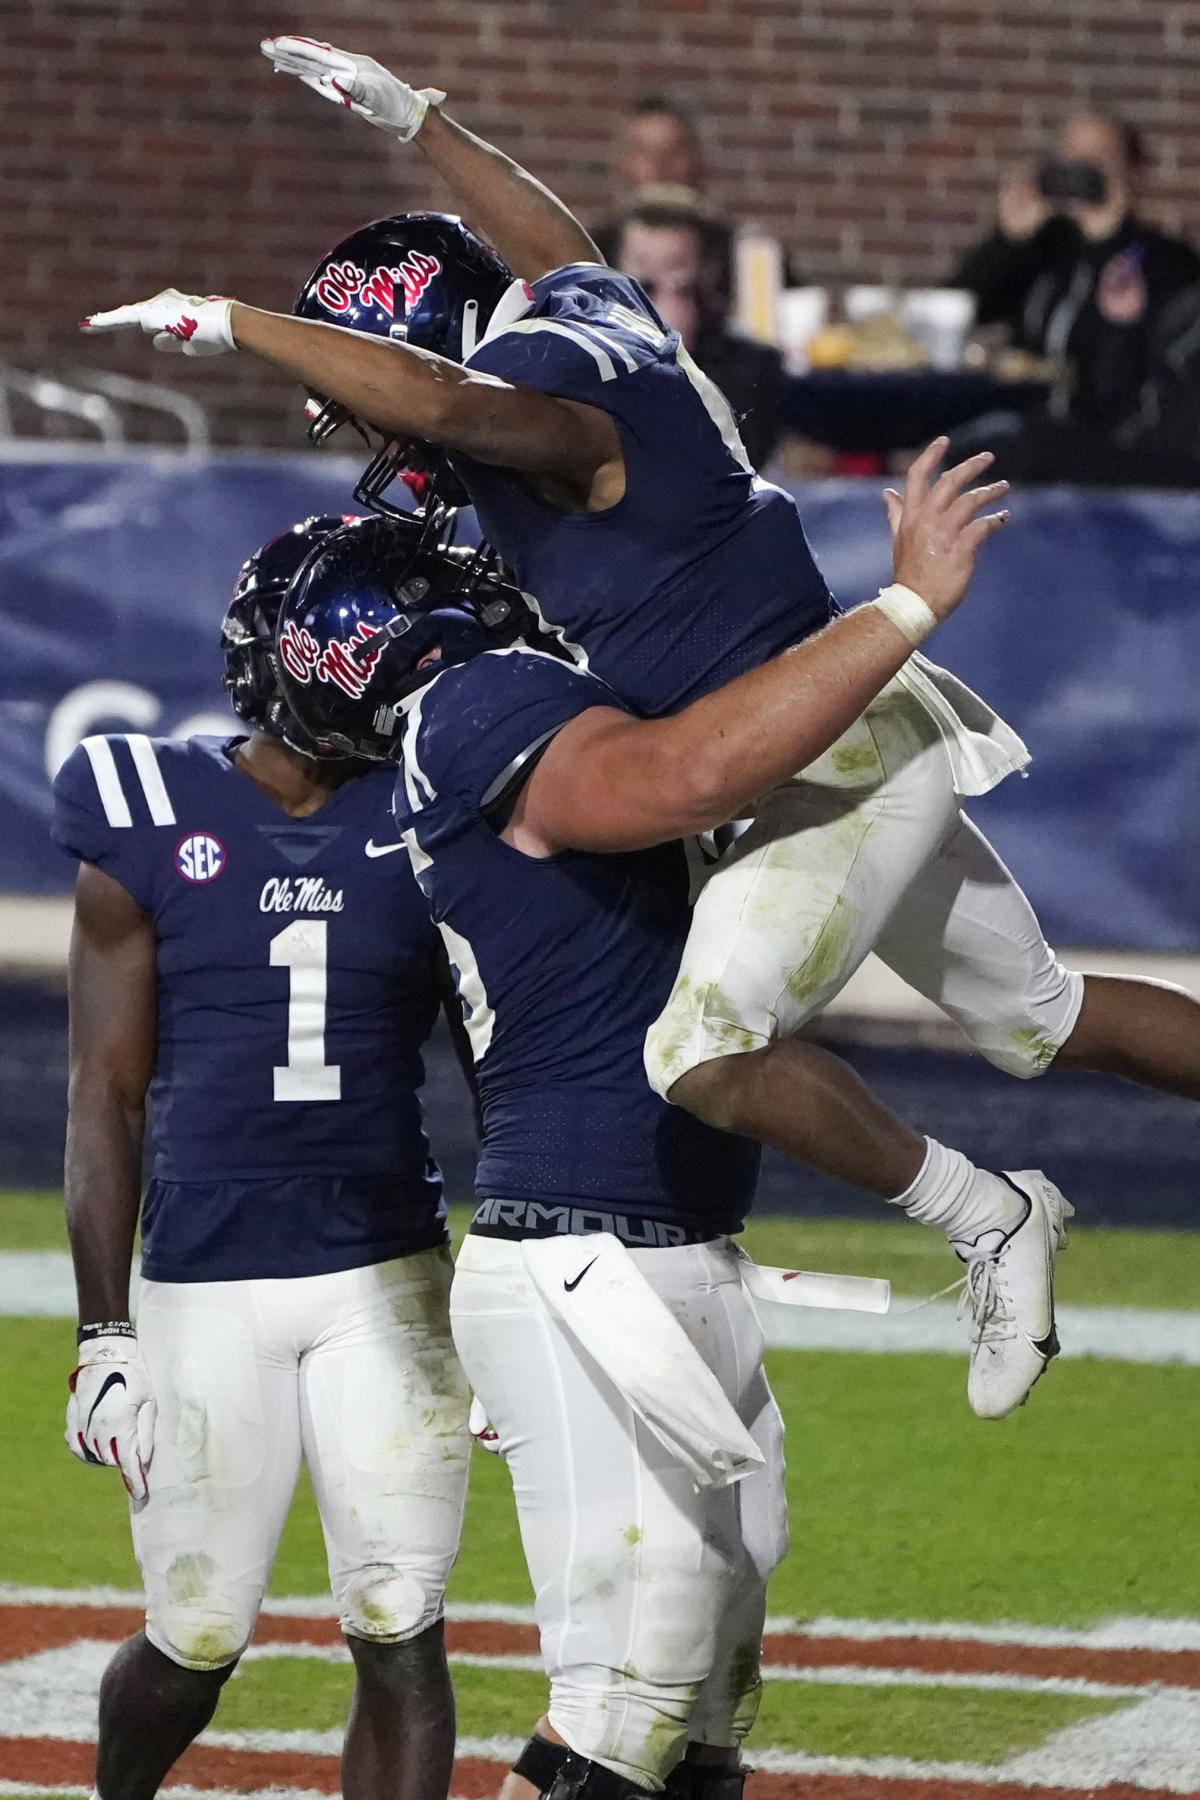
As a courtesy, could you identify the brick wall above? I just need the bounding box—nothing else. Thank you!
[4,0,1198,446]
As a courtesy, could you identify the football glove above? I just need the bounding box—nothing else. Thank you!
[261,37,446,143]
[66,1331,156,1503]
[468,1394,502,1456]
[80,288,236,357]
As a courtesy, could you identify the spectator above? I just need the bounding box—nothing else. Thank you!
[952,113,1200,484]
[616,93,703,195]
[610,198,786,470]
[592,94,713,267]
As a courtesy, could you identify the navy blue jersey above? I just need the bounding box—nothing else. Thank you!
[52,734,448,1281]
[395,648,759,1235]
[455,265,834,717]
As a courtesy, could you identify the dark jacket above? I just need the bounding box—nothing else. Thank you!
[691,328,787,470]
[954,215,1200,433]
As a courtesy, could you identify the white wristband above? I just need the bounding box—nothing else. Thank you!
[872,583,939,647]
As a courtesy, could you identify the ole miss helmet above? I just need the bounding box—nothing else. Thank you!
[295,213,516,362]
[274,512,532,764]
[221,515,356,759]
[294,213,524,516]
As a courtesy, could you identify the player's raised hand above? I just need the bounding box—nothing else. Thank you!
[261,36,445,142]
[80,289,236,357]
[66,1330,156,1504]
[883,438,1010,622]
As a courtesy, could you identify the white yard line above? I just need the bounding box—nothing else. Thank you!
[756,1295,1200,1363]
[3,1642,1200,1793]
[746,1690,1200,1792]
[253,1645,1152,1701]
[762,1612,1200,1653]
[0,1585,537,1626]
[6,1251,1199,1365]
[0,1640,1168,1746]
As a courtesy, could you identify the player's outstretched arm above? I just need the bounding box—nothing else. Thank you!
[260,37,600,280]
[510,442,1010,855]
[63,862,158,1500]
[79,298,619,493]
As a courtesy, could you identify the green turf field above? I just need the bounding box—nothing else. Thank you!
[2,1193,1198,1778]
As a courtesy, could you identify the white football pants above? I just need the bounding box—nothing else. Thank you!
[134,1248,470,1671]
[645,674,1084,1094]
[450,1234,788,1791]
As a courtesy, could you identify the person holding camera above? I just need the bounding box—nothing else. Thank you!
[953,114,1200,483]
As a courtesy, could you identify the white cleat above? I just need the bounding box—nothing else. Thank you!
[956,1171,1074,1420]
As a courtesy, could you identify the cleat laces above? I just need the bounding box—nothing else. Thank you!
[956,1256,1016,1348]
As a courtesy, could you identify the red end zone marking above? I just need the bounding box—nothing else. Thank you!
[762,1630,1200,1691]
[0,1605,540,1660]
[0,1742,1194,1800]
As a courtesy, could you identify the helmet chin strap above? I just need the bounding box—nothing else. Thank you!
[460,297,480,360]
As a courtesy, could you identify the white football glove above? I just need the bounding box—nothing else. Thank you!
[468,1394,502,1456]
[80,288,236,357]
[66,1331,156,1503]
[261,36,445,143]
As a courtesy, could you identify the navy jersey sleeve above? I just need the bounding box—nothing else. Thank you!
[397,648,622,823]
[465,265,674,409]
[51,736,170,911]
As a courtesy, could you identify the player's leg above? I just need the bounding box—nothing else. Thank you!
[869,811,1091,1414]
[95,1639,234,1800]
[97,1276,303,1800]
[683,1332,788,1778]
[451,1234,783,1796]
[646,692,1029,1247]
[1054,974,1200,1095]
[678,1336,787,1798]
[298,1249,471,1800]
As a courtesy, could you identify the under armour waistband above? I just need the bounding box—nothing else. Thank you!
[470,1196,717,1248]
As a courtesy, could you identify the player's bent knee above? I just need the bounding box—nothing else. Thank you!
[339,1564,441,1643]
[549,1677,696,1791]
[142,1551,259,1671]
[644,985,767,1102]
[969,965,1086,1080]
[145,1614,248,1674]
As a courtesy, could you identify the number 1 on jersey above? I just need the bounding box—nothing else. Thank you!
[270,920,342,1102]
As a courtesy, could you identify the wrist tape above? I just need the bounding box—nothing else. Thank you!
[77,1321,136,1346]
[873,583,939,647]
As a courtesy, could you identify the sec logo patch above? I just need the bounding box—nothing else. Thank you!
[175,833,226,883]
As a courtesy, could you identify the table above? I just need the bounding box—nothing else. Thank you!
[776,368,1051,455]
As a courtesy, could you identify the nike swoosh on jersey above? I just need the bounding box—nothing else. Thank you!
[563,1257,600,1293]
[364,840,408,858]
[86,1370,127,1430]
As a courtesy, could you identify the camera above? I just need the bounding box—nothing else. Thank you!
[1037,159,1109,208]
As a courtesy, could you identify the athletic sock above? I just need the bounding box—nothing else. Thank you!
[893,1137,1029,1256]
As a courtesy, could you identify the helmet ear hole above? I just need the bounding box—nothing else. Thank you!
[273,513,535,762]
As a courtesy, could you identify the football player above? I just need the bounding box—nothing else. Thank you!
[53,518,472,1800]
[82,38,1200,1423]
[269,447,1005,1800]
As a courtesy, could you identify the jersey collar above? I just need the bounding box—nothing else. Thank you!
[469,278,537,358]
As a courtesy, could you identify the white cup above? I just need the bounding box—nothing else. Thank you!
[844,285,898,325]
[777,287,829,372]
[900,288,977,371]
